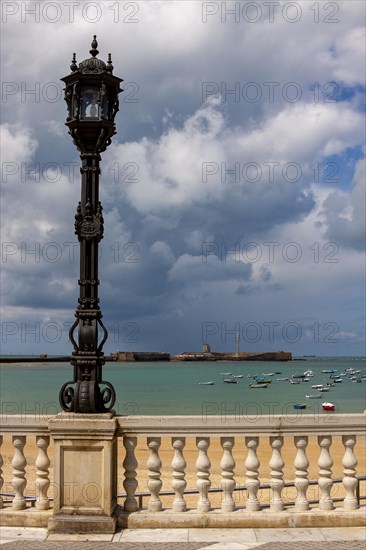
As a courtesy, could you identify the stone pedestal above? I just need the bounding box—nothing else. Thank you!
[48,413,118,534]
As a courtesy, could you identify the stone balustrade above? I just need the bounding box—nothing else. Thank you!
[0,413,365,530]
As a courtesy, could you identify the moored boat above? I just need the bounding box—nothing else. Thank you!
[224,378,238,384]
[306,394,322,399]
[293,404,306,410]
[277,377,288,381]
[197,381,215,385]
[322,402,335,411]
[249,383,268,388]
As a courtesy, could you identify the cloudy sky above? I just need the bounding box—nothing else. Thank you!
[1,0,365,357]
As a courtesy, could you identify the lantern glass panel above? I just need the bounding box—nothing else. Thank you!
[81,88,100,119]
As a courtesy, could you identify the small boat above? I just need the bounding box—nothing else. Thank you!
[197,381,215,385]
[311,384,323,389]
[289,380,300,384]
[330,374,341,379]
[322,402,335,411]
[292,374,306,379]
[334,379,343,383]
[224,378,238,384]
[249,383,268,388]
[221,372,232,375]
[293,404,306,410]
[263,372,274,376]
[319,387,330,392]
[277,377,288,381]
[275,371,282,374]
[322,369,336,373]
[306,394,322,399]
[303,370,314,377]
[256,378,271,384]
[233,374,243,379]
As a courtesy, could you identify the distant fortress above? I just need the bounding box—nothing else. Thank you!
[110,345,292,362]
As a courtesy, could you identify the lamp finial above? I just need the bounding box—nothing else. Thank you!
[90,35,99,57]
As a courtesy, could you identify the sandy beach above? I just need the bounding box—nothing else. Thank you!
[1,433,365,510]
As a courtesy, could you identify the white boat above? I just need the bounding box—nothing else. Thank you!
[312,384,323,389]
[277,377,288,381]
[221,372,232,375]
[224,378,238,384]
[233,374,243,378]
[319,387,330,392]
[306,394,322,399]
[197,381,215,385]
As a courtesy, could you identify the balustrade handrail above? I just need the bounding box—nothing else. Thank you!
[0,412,365,436]
[117,413,366,436]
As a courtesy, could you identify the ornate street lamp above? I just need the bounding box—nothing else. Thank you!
[59,36,123,413]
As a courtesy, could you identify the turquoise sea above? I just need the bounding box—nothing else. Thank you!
[0,357,365,416]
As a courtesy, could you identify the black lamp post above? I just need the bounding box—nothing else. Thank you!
[59,36,123,413]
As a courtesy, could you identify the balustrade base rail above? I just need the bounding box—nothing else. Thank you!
[1,503,365,530]
[115,507,366,529]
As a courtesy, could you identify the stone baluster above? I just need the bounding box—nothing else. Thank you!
[147,437,162,512]
[11,435,27,510]
[294,436,309,511]
[123,436,138,512]
[35,436,50,510]
[342,435,358,510]
[220,437,236,512]
[245,436,260,511]
[318,435,333,510]
[196,437,211,512]
[171,437,187,512]
[269,436,284,511]
[0,436,3,509]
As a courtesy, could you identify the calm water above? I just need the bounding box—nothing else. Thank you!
[0,357,365,416]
